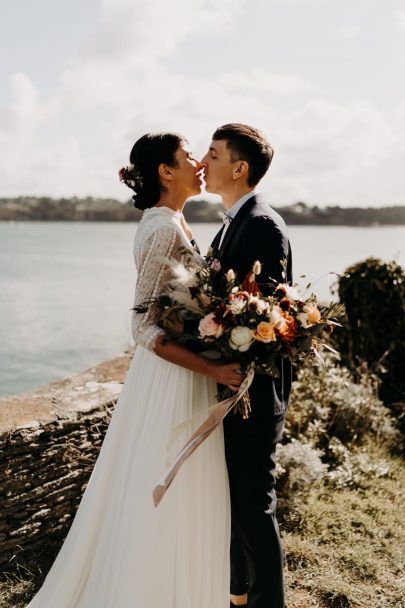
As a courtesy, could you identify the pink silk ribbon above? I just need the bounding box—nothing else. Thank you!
[153,368,254,508]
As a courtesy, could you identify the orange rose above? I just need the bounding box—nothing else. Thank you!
[276,313,298,343]
[253,321,277,343]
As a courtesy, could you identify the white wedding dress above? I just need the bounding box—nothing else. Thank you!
[26,206,230,608]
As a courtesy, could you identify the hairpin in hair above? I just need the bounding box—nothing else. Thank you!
[118,164,143,188]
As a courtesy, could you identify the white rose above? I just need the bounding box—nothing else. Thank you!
[229,326,254,352]
[269,305,284,328]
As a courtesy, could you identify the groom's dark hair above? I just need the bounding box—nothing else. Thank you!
[212,123,274,187]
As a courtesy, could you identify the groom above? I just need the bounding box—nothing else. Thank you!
[201,124,293,608]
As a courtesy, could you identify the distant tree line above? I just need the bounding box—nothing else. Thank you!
[277,201,405,226]
[0,197,404,225]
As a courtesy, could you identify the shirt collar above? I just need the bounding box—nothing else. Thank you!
[226,190,258,219]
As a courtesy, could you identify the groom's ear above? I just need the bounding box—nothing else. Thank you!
[158,163,173,181]
[232,160,249,181]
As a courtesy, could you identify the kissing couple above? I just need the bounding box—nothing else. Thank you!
[25,124,293,608]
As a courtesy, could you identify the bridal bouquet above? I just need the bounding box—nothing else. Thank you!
[135,247,343,416]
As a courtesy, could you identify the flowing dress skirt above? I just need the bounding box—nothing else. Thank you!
[27,347,231,607]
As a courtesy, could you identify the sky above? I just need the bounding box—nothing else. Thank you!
[1,0,404,207]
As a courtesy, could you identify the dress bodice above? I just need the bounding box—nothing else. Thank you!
[132,206,202,351]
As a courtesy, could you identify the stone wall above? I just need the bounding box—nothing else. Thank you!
[0,353,132,571]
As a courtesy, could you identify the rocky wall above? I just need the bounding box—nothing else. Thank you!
[0,353,132,570]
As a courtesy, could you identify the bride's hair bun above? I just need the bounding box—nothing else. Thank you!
[119,132,185,211]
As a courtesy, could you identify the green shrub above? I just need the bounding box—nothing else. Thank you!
[326,438,391,489]
[335,257,405,410]
[285,356,397,450]
[276,439,328,496]
[276,356,398,510]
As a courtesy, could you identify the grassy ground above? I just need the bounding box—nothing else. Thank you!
[1,445,403,608]
[282,447,405,608]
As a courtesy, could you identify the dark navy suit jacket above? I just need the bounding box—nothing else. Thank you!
[211,194,293,415]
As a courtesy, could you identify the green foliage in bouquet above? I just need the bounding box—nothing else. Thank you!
[335,257,405,426]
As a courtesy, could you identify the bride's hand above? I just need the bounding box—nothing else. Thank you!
[208,362,245,392]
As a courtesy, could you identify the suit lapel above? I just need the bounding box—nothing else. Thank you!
[219,194,257,255]
[212,226,224,249]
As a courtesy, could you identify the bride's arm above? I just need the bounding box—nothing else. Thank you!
[132,224,242,391]
[154,335,242,390]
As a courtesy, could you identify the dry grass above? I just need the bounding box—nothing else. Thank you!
[1,452,404,608]
[0,566,37,608]
[282,447,405,608]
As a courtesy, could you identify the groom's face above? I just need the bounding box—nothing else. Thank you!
[201,140,235,195]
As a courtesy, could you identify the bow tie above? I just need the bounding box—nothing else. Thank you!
[218,211,233,226]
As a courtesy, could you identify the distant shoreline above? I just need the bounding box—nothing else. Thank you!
[2,219,404,227]
[1,197,404,226]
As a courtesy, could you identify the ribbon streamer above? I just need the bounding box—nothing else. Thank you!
[152,368,254,508]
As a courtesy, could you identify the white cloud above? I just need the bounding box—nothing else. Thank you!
[81,0,244,68]
[1,73,42,136]
[341,24,361,39]
[0,74,46,178]
[218,68,318,96]
[0,72,93,197]
[0,0,247,198]
[278,98,393,167]
[0,0,403,206]
[266,98,396,204]
[397,9,405,33]
[56,0,245,110]
[272,0,330,4]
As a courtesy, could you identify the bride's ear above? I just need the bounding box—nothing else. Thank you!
[232,160,249,181]
[158,163,173,182]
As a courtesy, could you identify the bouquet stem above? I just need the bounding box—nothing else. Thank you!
[235,390,252,419]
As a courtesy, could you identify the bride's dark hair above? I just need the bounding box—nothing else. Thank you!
[119,132,185,210]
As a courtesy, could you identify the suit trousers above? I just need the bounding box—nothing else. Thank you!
[224,380,286,608]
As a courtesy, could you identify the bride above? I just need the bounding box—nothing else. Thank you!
[26,132,243,607]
